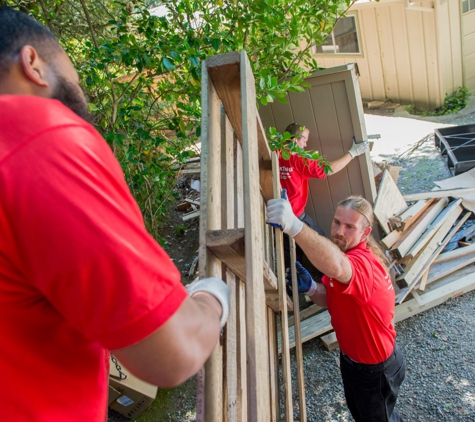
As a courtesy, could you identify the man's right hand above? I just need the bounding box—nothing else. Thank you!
[267,197,303,238]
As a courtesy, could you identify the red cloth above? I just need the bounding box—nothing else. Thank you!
[0,96,187,421]
[322,241,396,364]
[278,151,326,217]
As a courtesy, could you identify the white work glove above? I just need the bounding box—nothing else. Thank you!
[348,139,369,158]
[267,198,303,238]
[186,277,230,328]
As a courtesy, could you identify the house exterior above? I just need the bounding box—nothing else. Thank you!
[313,0,475,110]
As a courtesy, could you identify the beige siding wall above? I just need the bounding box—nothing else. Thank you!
[314,0,455,109]
[435,0,464,100]
[462,10,475,94]
[259,65,376,236]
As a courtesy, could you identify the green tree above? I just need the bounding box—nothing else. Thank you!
[4,0,354,240]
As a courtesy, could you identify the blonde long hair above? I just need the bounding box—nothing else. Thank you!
[337,196,390,271]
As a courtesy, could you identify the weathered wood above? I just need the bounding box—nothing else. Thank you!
[267,308,279,422]
[426,251,475,286]
[373,169,408,234]
[237,280,247,420]
[395,202,463,304]
[390,198,448,259]
[285,310,332,349]
[272,152,293,422]
[287,303,325,328]
[240,51,271,421]
[199,61,223,422]
[402,187,475,201]
[321,331,339,351]
[206,52,273,202]
[289,239,307,422]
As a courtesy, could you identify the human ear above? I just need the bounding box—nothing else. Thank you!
[19,45,50,88]
[361,225,372,242]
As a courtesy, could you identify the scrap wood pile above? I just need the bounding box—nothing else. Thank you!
[281,166,475,351]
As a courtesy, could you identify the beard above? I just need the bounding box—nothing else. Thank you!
[331,235,348,252]
[51,73,92,123]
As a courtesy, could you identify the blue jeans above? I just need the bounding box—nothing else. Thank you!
[339,343,406,422]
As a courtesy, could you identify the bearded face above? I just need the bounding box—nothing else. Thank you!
[51,71,92,123]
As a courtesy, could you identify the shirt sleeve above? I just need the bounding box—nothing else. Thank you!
[292,155,326,179]
[1,124,187,350]
[330,253,374,303]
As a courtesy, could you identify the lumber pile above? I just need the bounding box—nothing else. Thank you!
[374,169,475,305]
[177,197,201,221]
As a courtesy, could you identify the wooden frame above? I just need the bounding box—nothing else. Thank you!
[200,51,307,422]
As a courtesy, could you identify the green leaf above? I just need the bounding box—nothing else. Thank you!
[162,57,176,70]
[281,150,290,160]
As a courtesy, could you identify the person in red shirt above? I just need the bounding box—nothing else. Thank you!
[280,123,368,267]
[0,7,228,421]
[267,195,406,422]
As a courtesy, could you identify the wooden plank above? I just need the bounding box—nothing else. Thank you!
[271,152,293,422]
[394,199,435,232]
[289,239,307,422]
[395,203,463,304]
[240,51,270,421]
[402,187,475,201]
[321,332,339,351]
[287,303,324,328]
[390,198,447,259]
[284,310,332,350]
[225,270,238,422]
[407,199,463,258]
[199,60,223,422]
[206,52,273,202]
[373,169,408,234]
[267,307,279,422]
[426,251,475,286]
[434,242,475,264]
[416,212,471,292]
[237,280,247,421]
[394,270,475,323]
[380,229,403,250]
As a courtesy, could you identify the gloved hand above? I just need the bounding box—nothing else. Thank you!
[267,192,303,238]
[186,277,230,328]
[348,138,369,158]
[286,261,317,295]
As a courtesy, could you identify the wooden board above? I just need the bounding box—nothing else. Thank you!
[321,332,339,351]
[394,199,435,232]
[373,170,408,234]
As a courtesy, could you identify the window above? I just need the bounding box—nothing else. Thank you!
[315,16,360,55]
[462,0,475,13]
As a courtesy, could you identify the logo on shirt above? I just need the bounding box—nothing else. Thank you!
[328,277,334,287]
[280,166,293,180]
[385,273,393,290]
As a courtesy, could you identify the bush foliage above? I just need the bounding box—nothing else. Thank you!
[4,0,353,240]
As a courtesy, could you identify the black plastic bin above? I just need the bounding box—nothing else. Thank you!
[434,124,475,175]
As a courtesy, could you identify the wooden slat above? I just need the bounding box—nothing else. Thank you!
[289,240,307,422]
[402,187,475,201]
[199,60,223,422]
[267,307,279,422]
[390,198,447,259]
[434,242,475,264]
[206,52,273,202]
[240,51,270,421]
[416,212,471,292]
[225,270,238,422]
[373,169,408,234]
[237,280,247,421]
[380,229,403,250]
[284,310,332,349]
[426,251,475,286]
[395,202,463,304]
[321,332,339,351]
[272,152,293,422]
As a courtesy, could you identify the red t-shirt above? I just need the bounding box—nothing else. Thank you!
[0,96,188,421]
[322,241,396,364]
[278,151,326,217]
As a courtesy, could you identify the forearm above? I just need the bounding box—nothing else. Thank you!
[307,282,328,308]
[112,294,222,388]
[294,224,352,282]
[329,153,353,174]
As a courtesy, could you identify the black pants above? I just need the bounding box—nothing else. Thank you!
[283,212,325,268]
[340,343,406,422]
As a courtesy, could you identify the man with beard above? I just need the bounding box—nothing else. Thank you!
[0,7,229,421]
[267,195,406,422]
